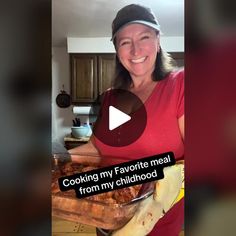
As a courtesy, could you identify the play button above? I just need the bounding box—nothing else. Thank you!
[89,89,147,147]
[109,106,131,131]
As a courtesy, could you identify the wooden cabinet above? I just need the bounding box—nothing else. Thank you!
[170,52,184,68]
[98,54,116,94]
[70,53,183,104]
[71,54,98,103]
[70,54,115,104]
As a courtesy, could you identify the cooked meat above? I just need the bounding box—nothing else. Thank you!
[52,162,142,204]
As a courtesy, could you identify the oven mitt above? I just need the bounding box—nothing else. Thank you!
[112,162,184,236]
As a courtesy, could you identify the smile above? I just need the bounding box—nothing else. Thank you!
[131,57,147,64]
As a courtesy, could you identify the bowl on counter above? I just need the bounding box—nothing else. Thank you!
[71,126,89,138]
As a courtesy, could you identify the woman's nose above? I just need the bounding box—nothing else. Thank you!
[130,42,141,56]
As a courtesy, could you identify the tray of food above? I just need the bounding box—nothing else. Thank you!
[51,154,154,230]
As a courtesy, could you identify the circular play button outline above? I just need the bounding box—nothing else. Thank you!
[89,89,147,147]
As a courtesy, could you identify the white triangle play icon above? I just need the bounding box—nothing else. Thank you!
[109,106,131,131]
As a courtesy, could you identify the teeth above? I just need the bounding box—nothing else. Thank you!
[131,57,146,63]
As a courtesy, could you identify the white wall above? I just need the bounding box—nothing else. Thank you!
[52,47,96,145]
[52,47,74,144]
[67,36,184,53]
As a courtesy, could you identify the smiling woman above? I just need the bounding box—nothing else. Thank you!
[116,24,160,83]
[112,12,176,91]
[69,3,184,236]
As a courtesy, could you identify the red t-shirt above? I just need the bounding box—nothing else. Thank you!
[94,69,184,235]
[94,70,184,160]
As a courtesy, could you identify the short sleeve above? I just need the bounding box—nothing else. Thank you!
[176,70,184,118]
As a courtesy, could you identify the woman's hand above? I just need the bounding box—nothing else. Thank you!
[112,163,184,236]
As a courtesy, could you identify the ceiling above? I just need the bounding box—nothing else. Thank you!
[52,0,184,47]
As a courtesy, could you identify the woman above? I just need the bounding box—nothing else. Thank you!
[70,4,184,236]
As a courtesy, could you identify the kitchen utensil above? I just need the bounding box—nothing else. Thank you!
[56,85,71,108]
[72,118,81,127]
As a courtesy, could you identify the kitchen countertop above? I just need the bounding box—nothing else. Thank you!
[64,134,90,142]
[64,134,90,149]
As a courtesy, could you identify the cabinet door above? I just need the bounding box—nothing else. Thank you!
[98,54,116,94]
[170,52,184,68]
[71,54,97,103]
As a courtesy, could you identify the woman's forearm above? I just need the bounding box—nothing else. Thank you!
[68,138,101,165]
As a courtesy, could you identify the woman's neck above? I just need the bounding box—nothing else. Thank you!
[129,77,158,103]
[130,75,153,90]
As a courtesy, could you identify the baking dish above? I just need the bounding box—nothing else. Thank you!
[51,153,154,230]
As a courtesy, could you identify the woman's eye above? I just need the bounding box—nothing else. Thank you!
[141,35,150,40]
[120,41,130,46]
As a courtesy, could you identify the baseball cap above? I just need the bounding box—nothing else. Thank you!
[111,4,161,42]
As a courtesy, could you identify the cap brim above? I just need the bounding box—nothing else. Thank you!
[111,20,160,42]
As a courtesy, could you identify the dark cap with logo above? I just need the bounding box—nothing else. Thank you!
[111,4,160,42]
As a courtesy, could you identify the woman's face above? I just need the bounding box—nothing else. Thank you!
[116,24,160,79]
